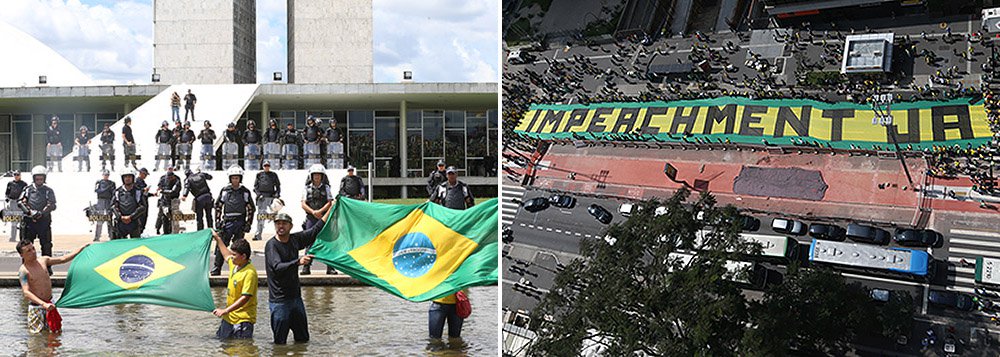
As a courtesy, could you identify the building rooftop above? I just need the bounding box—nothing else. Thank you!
[841,33,894,74]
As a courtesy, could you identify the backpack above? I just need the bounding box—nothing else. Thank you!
[455,291,471,319]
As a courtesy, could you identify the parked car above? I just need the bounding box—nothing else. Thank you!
[506,50,536,64]
[548,194,576,209]
[846,223,891,245]
[928,290,975,311]
[589,204,613,224]
[522,197,549,213]
[502,226,514,244]
[619,203,641,217]
[737,215,761,231]
[870,288,891,303]
[654,206,669,216]
[894,229,944,248]
[809,223,846,241]
[772,218,807,235]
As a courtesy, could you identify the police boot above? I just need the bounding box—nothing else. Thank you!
[301,264,311,275]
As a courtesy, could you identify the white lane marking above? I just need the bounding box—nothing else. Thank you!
[555,229,562,233]
[545,228,552,232]
[946,265,975,274]
[951,229,1000,239]
[575,233,581,237]
[527,224,534,229]
[950,247,1000,258]
[948,275,978,285]
[585,234,593,238]
[948,236,1000,248]
[944,285,976,294]
[838,272,922,286]
[565,231,572,236]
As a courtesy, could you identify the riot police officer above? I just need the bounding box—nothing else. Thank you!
[154,121,175,171]
[212,165,255,275]
[135,167,151,235]
[122,116,137,168]
[4,171,26,242]
[111,168,147,239]
[176,121,196,171]
[75,126,92,172]
[93,169,116,241]
[303,116,324,166]
[154,166,182,235]
[19,166,57,274]
[301,164,334,275]
[243,120,262,170]
[426,159,447,195]
[99,123,115,171]
[181,167,214,230]
[429,166,475,210]
[324,119,344,169]
[264,119,282,166]
[338,165,367,200]
[45,117,63,172]
[253,160,280,241]
[280,122,302,170]
[222,122,240,168]
[198,120,217,170]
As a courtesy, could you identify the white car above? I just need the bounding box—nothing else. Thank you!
[654,206,668,216]
[619,203,641,217]
[771,218,807,235]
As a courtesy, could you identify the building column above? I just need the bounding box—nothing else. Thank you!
[399,100,408,199]
[261,101,269,129]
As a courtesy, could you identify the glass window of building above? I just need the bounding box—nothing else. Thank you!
[374,113,399,177]
[445,110,465,129]
[422,110,444,159]
[349,111,374,129]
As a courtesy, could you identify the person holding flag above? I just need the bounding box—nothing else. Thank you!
[210,230,258,339]
[427,166,475,339]
[264,212,326,345]
[17,240,89,333]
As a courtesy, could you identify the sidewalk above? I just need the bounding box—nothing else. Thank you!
[531,143,998,226]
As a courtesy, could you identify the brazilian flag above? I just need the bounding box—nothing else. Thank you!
[56,230,214,311]
[309,198,498,302]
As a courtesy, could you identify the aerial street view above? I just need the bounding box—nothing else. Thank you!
[502,0,1000,355]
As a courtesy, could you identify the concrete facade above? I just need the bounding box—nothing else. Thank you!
[153,0,256,84]
[287,0,374,84]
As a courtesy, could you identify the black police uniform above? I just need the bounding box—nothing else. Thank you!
[112,182,147,239]
[338,175,366,200]
[19,183,57,258]
[213,184,255,275]
[430,181,475,210]
[182,172,214,230]
[155,172,181,234]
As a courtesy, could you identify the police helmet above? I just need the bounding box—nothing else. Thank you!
[31,165,46,176]
[228,122,236,128]
[161,120,169,127]
[101,169,110,176]
[204,120,212,127]
[227,165,244,177]
[308,164,326,174]
[80,125,89,132]
[121,167,136,178]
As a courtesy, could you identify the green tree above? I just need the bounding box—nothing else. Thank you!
[528,189,759,356]
[742,266,880,355]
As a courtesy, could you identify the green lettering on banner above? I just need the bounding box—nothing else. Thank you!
[670,107,700,135]
[702,104,737,135]
[774,106,811,138]
[739,105,767,136]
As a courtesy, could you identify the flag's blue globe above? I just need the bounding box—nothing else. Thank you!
[119,255,155,283]
[392,232,437,278]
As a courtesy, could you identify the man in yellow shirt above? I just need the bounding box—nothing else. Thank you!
[212,231,257,339]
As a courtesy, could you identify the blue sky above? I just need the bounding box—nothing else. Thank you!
[0,0,498,84]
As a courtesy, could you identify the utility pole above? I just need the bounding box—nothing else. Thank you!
[871,93,915,188]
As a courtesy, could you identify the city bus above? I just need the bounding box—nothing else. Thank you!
[691,231,799,262]
[808,239,934,279]
[667,251,768,289]
[975,257,1000,286]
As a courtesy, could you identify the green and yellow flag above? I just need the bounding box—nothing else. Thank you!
[56,230,214,311]
[309,198,499,302]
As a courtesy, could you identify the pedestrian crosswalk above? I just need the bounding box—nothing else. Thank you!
[946,228,1000,293]
[502,185,525,226]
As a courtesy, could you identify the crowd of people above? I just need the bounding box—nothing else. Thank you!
[7,153,479,342]
[46,90,347,174]
[503,26,1000,199]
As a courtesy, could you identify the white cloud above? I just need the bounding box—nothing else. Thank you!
[0,0,152,84]
[0,0,498,84]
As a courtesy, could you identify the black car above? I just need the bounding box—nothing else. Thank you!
[502,226,514,244]
[737,215,761,231]
[522,197,550,213]
[809,223,846,241]
[846,223,891,245]
[928,290,975,311]
[588,204,613,224]
[894,229,944,248]
[549,194,577,209]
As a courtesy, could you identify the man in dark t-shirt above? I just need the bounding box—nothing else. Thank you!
[122,117,137,168]
[264,212,325,345]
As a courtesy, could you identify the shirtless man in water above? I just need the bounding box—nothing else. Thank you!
[17,240,88,333]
